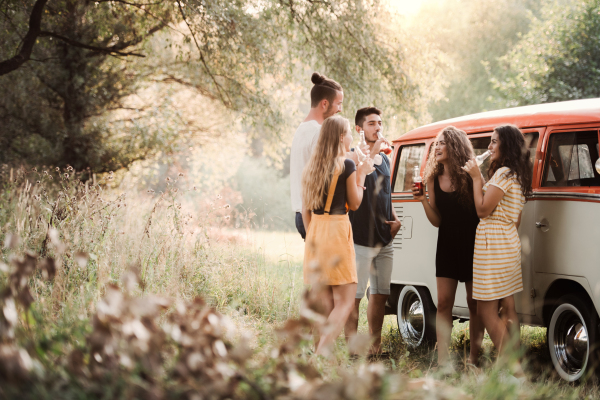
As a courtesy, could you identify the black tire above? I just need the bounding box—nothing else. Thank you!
[396,285,437,348]
[547,294,600,382]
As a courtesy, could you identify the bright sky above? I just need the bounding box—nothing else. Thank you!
[387,0,428,16]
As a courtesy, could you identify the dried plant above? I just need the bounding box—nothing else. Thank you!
[0,234,55,383]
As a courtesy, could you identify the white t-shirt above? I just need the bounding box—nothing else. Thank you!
[290,120,321,213]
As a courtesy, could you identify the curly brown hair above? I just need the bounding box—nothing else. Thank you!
[488,124,533,198]
[424,126,475,206]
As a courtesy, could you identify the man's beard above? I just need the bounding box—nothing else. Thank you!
[323,104,337,119]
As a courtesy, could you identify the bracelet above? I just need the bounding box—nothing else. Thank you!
[357,184,366,190]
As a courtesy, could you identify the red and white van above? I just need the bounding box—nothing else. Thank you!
[388,98,600,381]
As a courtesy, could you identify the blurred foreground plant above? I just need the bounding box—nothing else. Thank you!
[0,233,405,399]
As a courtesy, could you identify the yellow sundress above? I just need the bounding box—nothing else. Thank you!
[303,171,357,286]
[472,167,525,301]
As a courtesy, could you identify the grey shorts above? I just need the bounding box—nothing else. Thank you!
[355,241,394,298]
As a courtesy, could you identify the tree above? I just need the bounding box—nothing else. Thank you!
[0,0,177,171]
[0,0,416,172]
[496,0,600,105]
[410,0,541,121]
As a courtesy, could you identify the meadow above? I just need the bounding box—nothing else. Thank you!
[0,165,597,399]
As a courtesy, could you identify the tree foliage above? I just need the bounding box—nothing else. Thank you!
[0,0,178,171]
[496,0,600,105]
[411,0,541,121]
[0,0,416,172]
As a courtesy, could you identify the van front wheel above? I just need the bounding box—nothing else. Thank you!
[396,285,437,348]
[547,295,598,382]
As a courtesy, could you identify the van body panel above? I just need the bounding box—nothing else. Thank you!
[390,198,439,304]
[533,273,595,323]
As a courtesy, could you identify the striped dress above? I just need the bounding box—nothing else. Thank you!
[472,167,525,301]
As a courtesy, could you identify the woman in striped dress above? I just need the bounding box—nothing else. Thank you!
[463,124,532,362]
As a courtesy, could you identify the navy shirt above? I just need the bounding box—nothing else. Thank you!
[313,159,356,215]
[349,153,393,247]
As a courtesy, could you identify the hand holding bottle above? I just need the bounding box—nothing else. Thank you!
[356,129,376,174]
[376,131,393,156]
[358,154,375,175]
[462,158,480,180]
[412,165,424,197]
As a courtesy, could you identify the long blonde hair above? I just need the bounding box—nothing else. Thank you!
[302,116,348,211]
[424,126,475,206]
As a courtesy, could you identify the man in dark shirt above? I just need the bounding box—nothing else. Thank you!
[345,107,402,357]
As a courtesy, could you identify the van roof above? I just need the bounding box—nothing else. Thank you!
[397,98,600,142]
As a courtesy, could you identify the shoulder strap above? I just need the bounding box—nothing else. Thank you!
[324,172,341,214]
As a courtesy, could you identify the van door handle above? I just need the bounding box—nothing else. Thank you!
[536,218,550,232]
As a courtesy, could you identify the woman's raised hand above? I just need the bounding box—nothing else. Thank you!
[411,183,425,201]
[358,155,375,175]
[462,158,480,179]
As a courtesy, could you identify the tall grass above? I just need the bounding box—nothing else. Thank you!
[0,166,302,325]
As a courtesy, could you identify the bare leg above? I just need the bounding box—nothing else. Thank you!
[436,277,459,365]
[316,283,358,356]
[313,285,335,351]
[344,298,362,343]
[367,293,389,354]
[477,299,510,354]
[499,296,520,352]
[478,297,523,375]
[464,281,484,366]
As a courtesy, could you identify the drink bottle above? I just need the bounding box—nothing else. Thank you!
[476,150,492,166]
[355,130,368,165]
[413,165,423,196]
[377,131,393,155]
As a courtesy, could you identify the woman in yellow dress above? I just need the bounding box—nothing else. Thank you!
[463,124,532,370]
[301,116,374,356]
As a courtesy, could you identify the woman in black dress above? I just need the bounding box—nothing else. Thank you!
[412,126,484,369]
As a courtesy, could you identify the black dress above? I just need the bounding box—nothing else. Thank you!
[434,177,480,282]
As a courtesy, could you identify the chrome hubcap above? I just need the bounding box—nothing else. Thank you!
[551,305,589,380]
[398,287,425,347]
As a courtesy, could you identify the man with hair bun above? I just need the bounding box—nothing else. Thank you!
[290,72,344,239]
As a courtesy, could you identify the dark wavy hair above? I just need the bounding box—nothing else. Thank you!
[488,124,533,198]
[424,126,475,206]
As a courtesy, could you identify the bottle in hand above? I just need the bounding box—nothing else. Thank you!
[355,129,368,164]
[377,131,393,155]
[413,165,423,196]
[476,150,491,166]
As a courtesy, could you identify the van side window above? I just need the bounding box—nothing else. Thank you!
[471,132,538,178]
[471,137,492,176]
[542,130,600,187]
[393,144,425,192]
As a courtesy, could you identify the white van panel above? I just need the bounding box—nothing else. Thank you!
[532,197,600,312]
